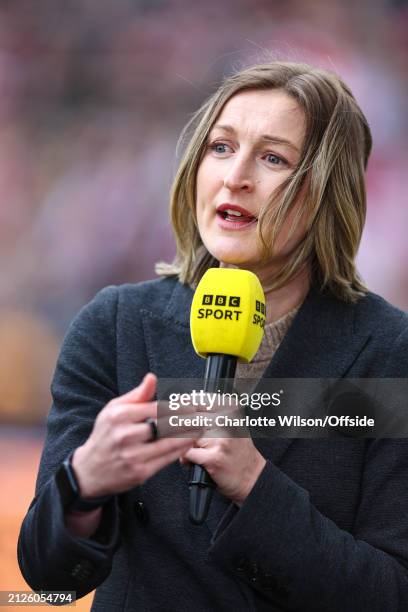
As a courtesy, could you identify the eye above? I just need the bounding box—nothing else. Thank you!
[208,142,232,155]
[264,153,286,166]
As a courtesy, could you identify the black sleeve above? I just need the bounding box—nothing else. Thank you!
[209,439,408,611]
[18,286,122,599]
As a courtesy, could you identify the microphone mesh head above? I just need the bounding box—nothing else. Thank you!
[190,268,265,363]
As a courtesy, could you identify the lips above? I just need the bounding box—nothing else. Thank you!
[215,204,257,230]
[216,204,257,221]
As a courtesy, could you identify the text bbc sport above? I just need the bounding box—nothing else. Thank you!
[196,308,265,328]
[201,294,241,307]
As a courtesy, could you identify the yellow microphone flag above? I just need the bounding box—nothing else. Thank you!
[190,268,266,363]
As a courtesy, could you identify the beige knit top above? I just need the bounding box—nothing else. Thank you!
[235,306,300,380]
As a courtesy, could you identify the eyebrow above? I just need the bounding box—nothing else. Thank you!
[210,123,300,153]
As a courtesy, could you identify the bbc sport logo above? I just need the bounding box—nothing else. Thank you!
[256,300,266,315]
[202,295,241,308]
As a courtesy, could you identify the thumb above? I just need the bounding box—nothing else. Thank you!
[120,373,157,404]
[179,455,192,467]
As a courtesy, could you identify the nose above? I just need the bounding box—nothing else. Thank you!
[223,156,254,192]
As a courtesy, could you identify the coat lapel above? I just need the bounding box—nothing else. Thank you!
[141,280,204,379]
[254,286,371,463]
[261,285,371,379]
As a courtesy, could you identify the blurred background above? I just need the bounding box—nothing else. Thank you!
[0,0,407,608]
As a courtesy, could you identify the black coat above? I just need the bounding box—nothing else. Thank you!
[18,277,408,611]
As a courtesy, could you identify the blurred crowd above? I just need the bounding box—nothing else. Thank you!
[0,0,407,424]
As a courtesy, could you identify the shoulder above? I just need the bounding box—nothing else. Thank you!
[309,286,408,375]
[61,276,193,353]
[353,291,408,375]
[77,276,187,323]
[354,291,408,340]
[117,276,188,313]
[355,292,408,333]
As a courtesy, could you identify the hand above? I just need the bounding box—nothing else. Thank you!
[180,436,266,506]
[72,373,199,498]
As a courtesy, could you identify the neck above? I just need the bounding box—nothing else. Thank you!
[262,267,310,324]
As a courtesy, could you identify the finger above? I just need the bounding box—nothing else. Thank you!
[181,446,217,466]
[144,439,197,477]
[109,421,158,446]
[156,411,211,438]
[193,437,218,448]
[137,434,201,463]
[117,373,157,404]
[107,401,157,425]
[110,403,209,429]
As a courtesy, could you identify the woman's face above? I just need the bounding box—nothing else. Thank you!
[196,88,307,280]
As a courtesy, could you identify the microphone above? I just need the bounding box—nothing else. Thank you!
[189,267,265,524]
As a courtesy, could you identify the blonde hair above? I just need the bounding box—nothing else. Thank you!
[156,61,372,302]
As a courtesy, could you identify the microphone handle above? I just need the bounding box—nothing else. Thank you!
[189,354,237,525]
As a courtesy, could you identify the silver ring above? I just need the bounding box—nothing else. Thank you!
[144,417,158,442]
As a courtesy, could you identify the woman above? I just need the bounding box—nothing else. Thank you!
[18,62,408,611]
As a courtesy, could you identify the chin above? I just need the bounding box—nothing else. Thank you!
[208,247,257,268]
[201,235,260,268]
